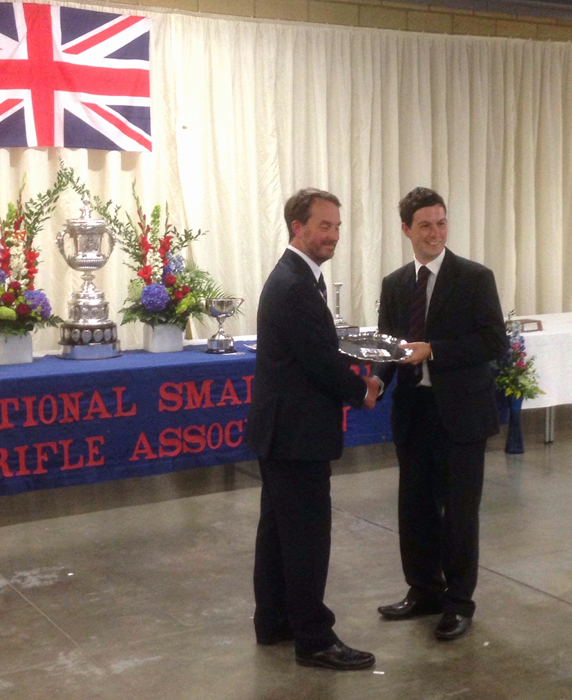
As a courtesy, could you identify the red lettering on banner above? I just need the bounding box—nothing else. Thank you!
[350,364,360,376]
[0,398,19,430]
[38,395,58,425]
[242,375,253,404]
[86,436,105,467]
[0,449,13,477]
[22,396,38,427]
[207,423,223,450]
[216,379,242,407]
[59,393,83,424]
[113,387,137,417]
[14,445,31,476]
[184,381,214,410]
[158,383,183,412]
[84,392,112,421]
[342,406,351,432]
[59,440,85,470]
[183,425,206,453]
[33,442,58,474]
[129,433,158,461]
[224,420,243,448]
[159,428,183,457]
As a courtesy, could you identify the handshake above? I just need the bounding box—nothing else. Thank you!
[363,376,383,410]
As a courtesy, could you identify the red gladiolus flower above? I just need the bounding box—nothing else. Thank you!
[26,250,39,264]
[140,236,152,255]
[16,303,30,317]
[164,274,176,287]
[173,290,184,301]
[1,292,16,306]
[182,285,190,295]
[8,280,21,292]
[137,266,154,285]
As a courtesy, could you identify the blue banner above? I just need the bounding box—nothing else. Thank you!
[0,342,392,495]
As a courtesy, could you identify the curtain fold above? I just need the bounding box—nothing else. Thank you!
[2,4,571,353]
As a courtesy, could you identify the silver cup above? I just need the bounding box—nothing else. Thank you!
[56,198,121,360]
[332,282,358,337]
[205,297,244,353]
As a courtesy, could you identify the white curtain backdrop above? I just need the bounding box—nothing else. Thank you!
[2,2,572,353]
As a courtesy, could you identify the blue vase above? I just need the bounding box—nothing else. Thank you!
[505,396,524,454]
[496,391,509,425]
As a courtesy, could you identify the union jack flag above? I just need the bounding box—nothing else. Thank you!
[0,2,151,151]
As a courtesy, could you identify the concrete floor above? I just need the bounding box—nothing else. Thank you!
[0,407,570,699]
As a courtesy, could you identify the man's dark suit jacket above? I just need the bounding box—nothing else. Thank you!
[246,249,366,461]
[375,248,507,446]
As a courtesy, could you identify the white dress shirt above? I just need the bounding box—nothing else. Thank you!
[287,244,322,284]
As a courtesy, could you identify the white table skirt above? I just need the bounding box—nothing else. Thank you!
[514,313,572,410]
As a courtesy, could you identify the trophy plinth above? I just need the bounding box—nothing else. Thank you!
[56,199,121,360]
[205,298,243,354]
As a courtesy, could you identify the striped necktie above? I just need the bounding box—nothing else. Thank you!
[317,274,327,303]
[408,265,430,341]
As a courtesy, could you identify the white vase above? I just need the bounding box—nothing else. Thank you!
[0,333,33,365]
[143,323,184,353]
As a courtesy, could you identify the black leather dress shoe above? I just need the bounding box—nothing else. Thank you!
[378,596,442,620]
[296,641,375,670]
[256,629,294,646]
[434,613,472,641]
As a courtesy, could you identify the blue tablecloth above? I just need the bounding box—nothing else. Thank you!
[0,342,392,495]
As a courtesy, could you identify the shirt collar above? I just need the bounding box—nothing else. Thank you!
[287,244,322,283]
[414,247,446,278]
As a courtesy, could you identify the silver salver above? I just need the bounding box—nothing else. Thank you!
[339,331,412,363]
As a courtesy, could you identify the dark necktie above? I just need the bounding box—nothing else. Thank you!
[408,265,430,384]
[408,265,430,342]
[317,274,327,303]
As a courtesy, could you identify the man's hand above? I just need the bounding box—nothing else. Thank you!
[363,376,382,409]
[400,342,432,365]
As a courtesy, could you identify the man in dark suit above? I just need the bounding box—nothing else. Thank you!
[374,187,507,641]
[246,188,379,670]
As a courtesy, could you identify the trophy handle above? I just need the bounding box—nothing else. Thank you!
[233,298,244,314]
[105,230,115,256]
[56,230,71,266]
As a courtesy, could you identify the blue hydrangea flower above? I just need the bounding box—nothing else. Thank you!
[24,289,52,320]
[167,252,185,274]
[141,283,170,312]
[163,264,173,277]
[0,270,7,284]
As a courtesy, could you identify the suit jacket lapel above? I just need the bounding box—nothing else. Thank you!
[399,263,416,336]
[426,248,459,330]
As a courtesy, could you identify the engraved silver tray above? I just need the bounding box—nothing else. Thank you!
[339,331,412,363]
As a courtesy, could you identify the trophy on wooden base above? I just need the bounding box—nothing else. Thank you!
[56,199,121,360]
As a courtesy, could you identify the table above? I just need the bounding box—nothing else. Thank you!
[0,343,392,495]
[515,313,572,442]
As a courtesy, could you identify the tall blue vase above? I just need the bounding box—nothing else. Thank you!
[505,396,524,454]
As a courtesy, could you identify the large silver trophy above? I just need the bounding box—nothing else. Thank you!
[205,298,244,353]
[56,199,121,360]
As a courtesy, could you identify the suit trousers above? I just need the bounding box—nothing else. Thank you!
[395,387,486,618]
[253,458,338,654]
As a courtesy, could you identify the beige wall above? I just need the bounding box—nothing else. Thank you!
[94,0,572,41]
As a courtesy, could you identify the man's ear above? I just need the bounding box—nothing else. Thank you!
[402,222,411,239]
[291,220,303,238]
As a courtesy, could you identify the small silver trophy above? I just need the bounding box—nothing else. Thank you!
[205,297,244,353]
[332,282,358,337]
[56,198,121,360]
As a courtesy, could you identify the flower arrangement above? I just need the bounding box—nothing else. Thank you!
[492,313,544,400]
[0,170,74,336]
[88,183,223,330]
